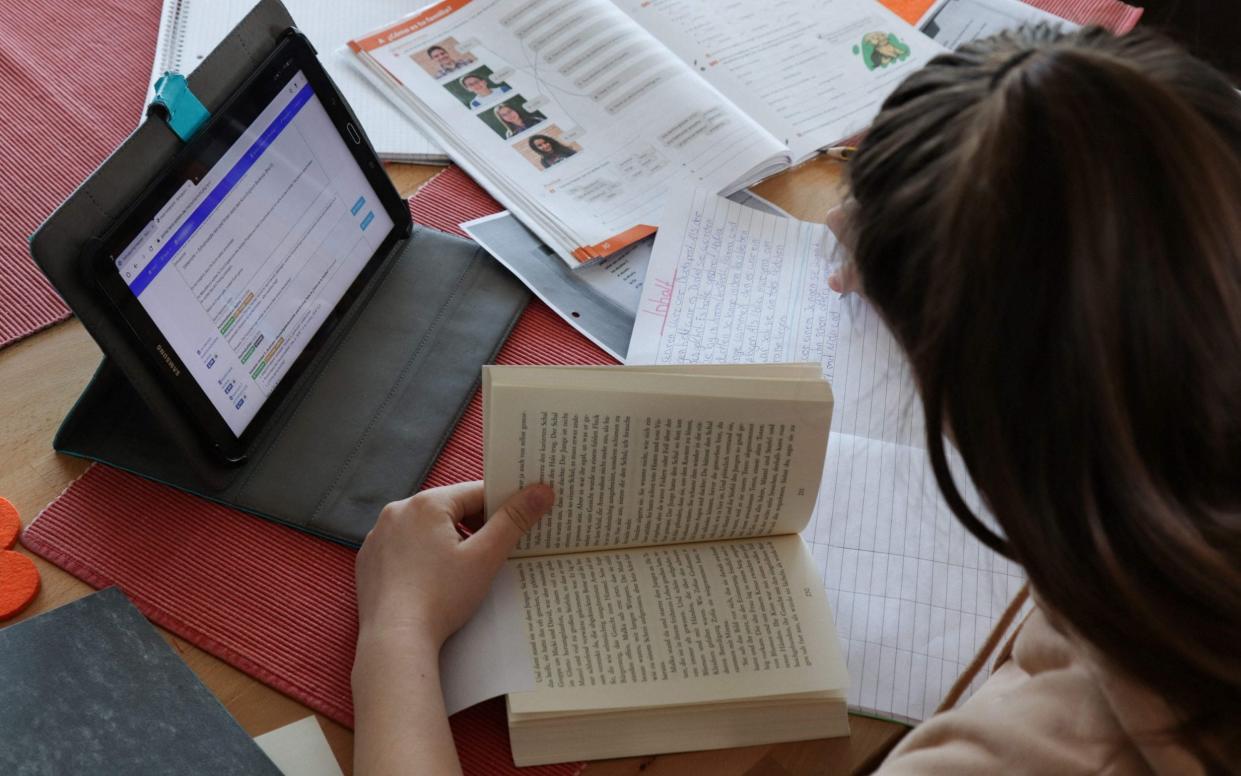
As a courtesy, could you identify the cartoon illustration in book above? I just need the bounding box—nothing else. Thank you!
[854,32,911,70]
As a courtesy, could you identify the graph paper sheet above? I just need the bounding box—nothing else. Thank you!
[628,188,1027,722]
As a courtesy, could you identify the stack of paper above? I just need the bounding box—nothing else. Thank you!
[627,189,1029,723]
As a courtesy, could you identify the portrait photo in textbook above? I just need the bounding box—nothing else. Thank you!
[412,37,477,79]
[445,66,513,109]
[515,127,581,170]
[479,96,547,139]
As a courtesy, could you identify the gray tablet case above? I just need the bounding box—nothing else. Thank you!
[0,588,282,775]
[29,0,528,546]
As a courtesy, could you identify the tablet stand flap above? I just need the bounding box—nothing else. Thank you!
[30,0,300,472]
[55,227,529,546]
[30,0,531,545]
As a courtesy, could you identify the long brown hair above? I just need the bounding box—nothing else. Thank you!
[846,25,1241,763]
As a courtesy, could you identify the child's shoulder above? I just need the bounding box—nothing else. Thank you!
[877,606,1197,776]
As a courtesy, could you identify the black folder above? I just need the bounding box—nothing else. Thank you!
[29,0,527,546]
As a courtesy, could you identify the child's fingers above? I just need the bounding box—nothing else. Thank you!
[467,484,555,569]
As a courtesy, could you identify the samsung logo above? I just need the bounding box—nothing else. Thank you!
[155,344,181,377]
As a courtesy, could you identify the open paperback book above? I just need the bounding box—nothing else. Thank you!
[451,363,850,765]
[349,0,942,266]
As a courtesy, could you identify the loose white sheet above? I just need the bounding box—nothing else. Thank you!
[918,0,1078,48]
[253,717,344,776]
[460,188,790,362]
[439,563,537,715]
[627,189,1027,722]
[463,211,649,360]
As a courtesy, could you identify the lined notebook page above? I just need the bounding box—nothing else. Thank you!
[628,188,1027,722]
[148,0,445,162]
[811,297,1027,721]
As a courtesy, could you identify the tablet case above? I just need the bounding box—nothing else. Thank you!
[29,0,528,546]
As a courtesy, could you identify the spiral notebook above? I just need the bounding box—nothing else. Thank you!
[148,0,447,163]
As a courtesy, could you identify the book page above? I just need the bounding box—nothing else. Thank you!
[626,189,1028,722]
[147,0,443,161]
[349,0,789,266]
[484,367,832,555]
[614,0,945,161]
[507,534,847,713]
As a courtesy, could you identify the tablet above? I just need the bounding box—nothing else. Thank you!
[89,31,410,462]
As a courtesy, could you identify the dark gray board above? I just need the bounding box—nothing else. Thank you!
[0,588,282,776]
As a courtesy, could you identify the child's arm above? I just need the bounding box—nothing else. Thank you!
[353,626,458,774]
[351,481,555,775]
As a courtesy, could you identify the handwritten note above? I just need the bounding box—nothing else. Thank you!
[628,189,1027,722]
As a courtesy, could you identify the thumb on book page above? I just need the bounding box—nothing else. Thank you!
[470,484,555,568]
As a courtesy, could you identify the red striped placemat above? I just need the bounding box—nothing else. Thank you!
[23,169,609,775]
[0,1,161,348]
[1015,0,1141,31]
[880,0,1141,29]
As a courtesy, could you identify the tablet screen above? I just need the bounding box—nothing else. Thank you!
[111,69,395,437]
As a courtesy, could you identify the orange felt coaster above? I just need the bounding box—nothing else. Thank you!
[0,550,40,620]
[0,497,18,549]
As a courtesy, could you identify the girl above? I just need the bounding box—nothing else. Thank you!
[493,102,544,138]
[527,134,577,168]
[352,26,1241,774]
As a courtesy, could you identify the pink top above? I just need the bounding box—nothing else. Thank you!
[877,606,1208,775]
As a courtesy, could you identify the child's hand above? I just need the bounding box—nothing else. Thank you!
[826,203,861,295]
[354,481,555,651]
[352,481,551,774]
[828,263,860,295]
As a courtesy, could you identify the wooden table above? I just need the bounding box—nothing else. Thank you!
[0,158,906,775]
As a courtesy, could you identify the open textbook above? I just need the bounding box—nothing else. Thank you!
[439,363,850,765]
[627,189,1029,723]
[349,0,942,266]
[147,0,446,163]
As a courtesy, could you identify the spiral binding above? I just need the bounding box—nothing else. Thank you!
[156,0,189,74]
